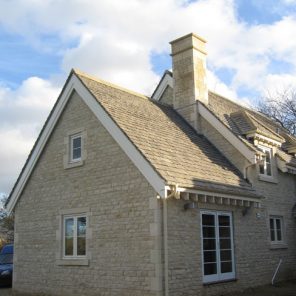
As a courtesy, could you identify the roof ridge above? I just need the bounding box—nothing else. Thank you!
[72,68,150,101]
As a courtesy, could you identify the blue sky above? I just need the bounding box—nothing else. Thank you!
[1,0,296,201]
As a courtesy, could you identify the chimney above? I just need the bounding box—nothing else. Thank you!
[170,33,208,131]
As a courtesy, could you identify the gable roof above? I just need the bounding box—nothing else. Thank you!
[6,69,260,213]
[76,71,257,196]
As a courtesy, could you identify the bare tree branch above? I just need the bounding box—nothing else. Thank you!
[257,88,296,136]
[0,195,14,249]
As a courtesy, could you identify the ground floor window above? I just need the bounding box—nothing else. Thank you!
[201,210,235,283]
[269,216,283,243]
[63,215,87,258]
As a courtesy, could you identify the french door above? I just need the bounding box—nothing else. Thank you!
[201,211,235,283]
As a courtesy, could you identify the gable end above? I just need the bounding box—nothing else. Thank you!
[6,71,166,214]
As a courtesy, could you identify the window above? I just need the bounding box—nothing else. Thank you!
[70,134,82,162]
[258,146,272,176]
[201,211,235,283]
[64,129,86,169]
[269,216,283,243]
[63,215,87,258]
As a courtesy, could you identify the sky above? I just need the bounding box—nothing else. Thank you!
[1,0,296,200]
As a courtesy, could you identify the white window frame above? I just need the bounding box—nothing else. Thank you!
[200,210,235,283]
[258,145,272,177]
[63,214,87,259]
[269,216,284,244]
[70,133,82,163]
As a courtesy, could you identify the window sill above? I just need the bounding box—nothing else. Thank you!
[64,160,84,170]
[56,258,89,266]
[258,174,277,183]
[203,278,237,286]
[270,243,288,250]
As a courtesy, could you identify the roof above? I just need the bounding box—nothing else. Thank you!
[151,71,296,171]
[229,110,285,143]
[76,71,258,198]
[207,91,296,169]
[6,69,262,213]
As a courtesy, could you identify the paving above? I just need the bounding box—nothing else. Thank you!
[1,281,296,296]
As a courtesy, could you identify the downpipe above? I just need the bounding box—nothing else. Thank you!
[163,185,178,296]
[271,259,282,286]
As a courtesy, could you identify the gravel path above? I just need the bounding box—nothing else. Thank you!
[1,281,296,296]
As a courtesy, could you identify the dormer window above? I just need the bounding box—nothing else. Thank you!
[70,133,82,162]
[258,146,272,176]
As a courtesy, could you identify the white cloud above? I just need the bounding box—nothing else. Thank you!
[2,0,296,195]
[207,70,238,100]
[0,77,60,194]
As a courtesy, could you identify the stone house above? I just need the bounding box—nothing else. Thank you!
[6,33,296,296]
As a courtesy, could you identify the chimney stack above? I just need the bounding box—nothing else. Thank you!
[170,33,208,131]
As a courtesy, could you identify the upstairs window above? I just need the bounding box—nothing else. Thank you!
[70,133,82,162]
[258,146,272,176]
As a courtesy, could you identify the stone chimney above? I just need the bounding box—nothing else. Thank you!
[170,33,208,131]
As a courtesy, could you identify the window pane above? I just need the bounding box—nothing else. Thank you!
[203,226,215,238]
[204,263,217,275]
[65,218,74,236]
[266,163,272,176]
[276,219,282,241]
[220,250,232,261]
[265,151,271,162]
[73,147,81,160]
[259,163,265,174]
[73,137,81,149]
[277,229,282,241]
[203,239,216,250]
[71,136,82,160]
[221,261,232,273]
[202,214,215,226]
[77,237,86,256]
[204,251,216,263]
[77,217,86,236]
[270,219,274,230]
[218,215,230,226]
[276,219,281,231]
[219,227,230,238]
[270,229,275,241]
[65,237,73,256]
[220,238,231,249]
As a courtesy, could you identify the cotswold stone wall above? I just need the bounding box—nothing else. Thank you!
[13,92,162,296]
[165,115,296,296]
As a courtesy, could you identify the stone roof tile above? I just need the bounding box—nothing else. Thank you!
[76,72,258,198]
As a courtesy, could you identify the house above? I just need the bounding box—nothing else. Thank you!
[6,33,296,296]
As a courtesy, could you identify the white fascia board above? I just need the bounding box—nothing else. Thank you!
[198,103,256,164]
[73,75,166,197]
[7,74,166,214]
[177,187,261,203]
[246,133,283,147]
[6,80,75,214]
[152,73,173,101]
